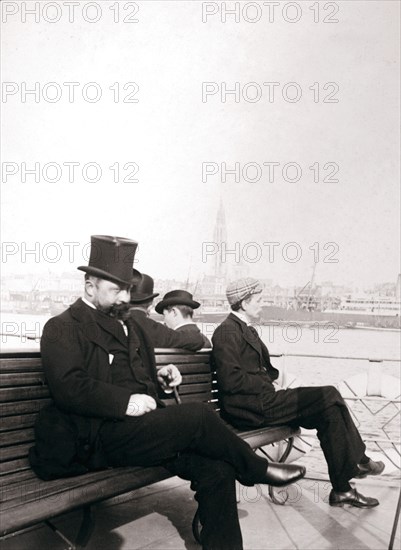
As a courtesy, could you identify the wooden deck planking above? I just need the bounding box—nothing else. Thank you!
[1,477,399,550]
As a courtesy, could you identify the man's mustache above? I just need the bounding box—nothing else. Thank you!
[109,303,131,320]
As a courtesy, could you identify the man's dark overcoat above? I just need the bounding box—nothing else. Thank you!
[29,299,205,480]
[30,299,133,478]
[212,313,280,428]
[212,312,367,491]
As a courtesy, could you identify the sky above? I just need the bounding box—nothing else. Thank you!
[1,0,400,288]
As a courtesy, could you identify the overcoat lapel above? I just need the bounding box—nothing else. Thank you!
[124,317,142,362]
[229,313,263,357]
[69,299,127,350]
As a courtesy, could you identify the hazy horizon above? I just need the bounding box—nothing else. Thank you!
[2,1,400,290]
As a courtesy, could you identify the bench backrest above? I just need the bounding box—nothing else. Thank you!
[0,349,214,480]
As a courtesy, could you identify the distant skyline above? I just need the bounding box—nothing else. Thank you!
[1,2,400,290]
[1,193,400,288]
[1,267,398,293]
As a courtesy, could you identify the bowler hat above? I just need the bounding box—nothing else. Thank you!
[130,273,159,304]
[155,290,200,314]
[78,235,138,286]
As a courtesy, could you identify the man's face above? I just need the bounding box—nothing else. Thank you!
[89,279,131,316]
[241,293,263,321]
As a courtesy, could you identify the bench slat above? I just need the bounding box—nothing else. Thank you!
[0,429,35,447]
[0,358,43,372]
[0,458,31,476]
[1,468,126,504]
[156,355,210,365]
[0,373,46,387]
[0,466,172,536]
[180,373,213,384]
[175,363,212,375]
[0,443,32,462]
[178,384,212,396]
[0,468,36,486]
[1,467,170,510]
[239,426,300,449]
[179,395,219,407]
[0,413,38,432]
[0,399,52,417]
[0,387,50,403]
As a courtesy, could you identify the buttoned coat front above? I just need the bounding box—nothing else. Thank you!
[30,299,136,479]
[212,313,279,428]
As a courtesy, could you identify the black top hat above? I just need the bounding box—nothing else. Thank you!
[130,273,159,304]
[78,235,138,286]
[155,290,200,314]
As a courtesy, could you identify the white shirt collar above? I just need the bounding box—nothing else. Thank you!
[231,310,252,326]
[82,297,96,310]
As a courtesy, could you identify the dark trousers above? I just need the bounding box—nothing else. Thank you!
[167,453,242,550]
[261,385,366,491]
[100,402,267,550]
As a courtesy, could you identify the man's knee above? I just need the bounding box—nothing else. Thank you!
[183,401,220,426]
[322,385,344,404]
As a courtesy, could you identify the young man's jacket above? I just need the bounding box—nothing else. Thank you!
[175,322,212,348]
[129,309,206,349]
[212,313,279,429]
[29,299,203,480]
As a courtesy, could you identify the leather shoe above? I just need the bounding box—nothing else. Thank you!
[259,462,306,487]
[354,459,385,479]
[329,488,379,508]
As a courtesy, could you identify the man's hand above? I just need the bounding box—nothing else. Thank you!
[157,364,182,393]
[126,394,157,416]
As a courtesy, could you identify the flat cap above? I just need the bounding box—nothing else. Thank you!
[226,278,263,306]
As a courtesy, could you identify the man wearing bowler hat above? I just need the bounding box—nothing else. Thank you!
[128,272,207,350]
[30,237,306,550]
[212,277,384,510]
[156,289,212,347]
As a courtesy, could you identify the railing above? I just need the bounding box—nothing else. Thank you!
[272,352,401,472]
[271,351,400,550]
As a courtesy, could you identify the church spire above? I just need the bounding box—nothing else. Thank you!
[212,199,227,280]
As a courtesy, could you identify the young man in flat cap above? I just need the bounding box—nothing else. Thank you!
[156,289,212,348]
[30,240,306,550]
[212,277,385,510]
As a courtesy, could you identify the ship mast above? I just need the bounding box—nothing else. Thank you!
[307,262,317,309]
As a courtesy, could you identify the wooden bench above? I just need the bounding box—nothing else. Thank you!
[0,349,300,549]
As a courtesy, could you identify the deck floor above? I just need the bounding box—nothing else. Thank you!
[2,473,400,550]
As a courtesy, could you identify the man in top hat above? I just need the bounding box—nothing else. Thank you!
[30,238,306,550]
[212,277,385,510]
[128,273,206,350]
[156,290,212,348]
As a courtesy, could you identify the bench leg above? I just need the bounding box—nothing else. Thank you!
[258,437,296,505]
[75,506,95,548]
[44,506,95,550]
[45,520,77,550]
